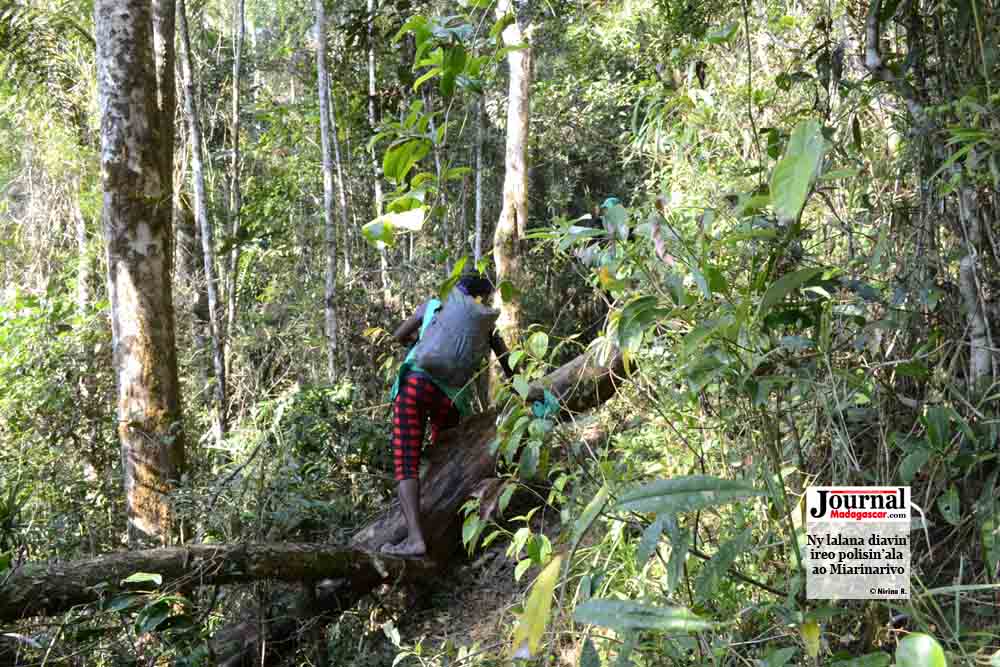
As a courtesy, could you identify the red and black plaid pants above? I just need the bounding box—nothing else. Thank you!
[392,372,460,480]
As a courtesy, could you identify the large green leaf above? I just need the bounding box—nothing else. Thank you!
[895,633,947,667]
[616,475,765,514]
[572,486,610,553]
[527,331,549,359]
[510,555,562,658]
[758,267,825,318]
[574,600,713,633]
[770,119,824,223]
[382,139,431,184]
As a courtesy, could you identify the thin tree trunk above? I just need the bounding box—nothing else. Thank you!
[367,0,389,302]
[957,185,994,392]
[226,0,245,341]
[315,0,338,381]
[74,181,89,313]
[96,0,184,544]
[329,87,352,276]
[424,90,448,252]
[493,0,532,342]
[179,0,227,443]
[474,99,484,263]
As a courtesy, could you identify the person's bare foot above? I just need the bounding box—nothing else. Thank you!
[379,539,427,559]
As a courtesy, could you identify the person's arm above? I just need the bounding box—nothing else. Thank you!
[392,302,427,346]
[490,330,515,379]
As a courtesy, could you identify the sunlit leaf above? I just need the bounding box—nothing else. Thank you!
[574,600,713,633]
[509,555,562,658]
[895,633,946,667]
[616,475,764,514]
[527,331,549,359]
[121,572,162,587]
[801,620,821,658]
[770,119,824,223]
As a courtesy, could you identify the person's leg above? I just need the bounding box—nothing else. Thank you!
[385,374,431,557]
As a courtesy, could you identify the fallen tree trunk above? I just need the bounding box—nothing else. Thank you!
[0,345,624,659]
[0,543,434,623]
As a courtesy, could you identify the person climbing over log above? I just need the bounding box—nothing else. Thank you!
[383,271,514,558]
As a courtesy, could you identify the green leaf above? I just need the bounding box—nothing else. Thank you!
[436,256,468,301]
[706,22,738,44]
[136,601,170,633]
[490,12,515,39]
[412,66,442,91]
[519,442,540,479]
[820,167,860,181]
[762,647,798,667]
[937,485,961,526]
[574,600,713,633]
[572,486,610,552]
[382,139,431,184]
[513,375,532,400]
[362,218,396,247]
[514,557,533,582]
[664,523,690,596]
[105,594,145,612]
[618,296,669,358]
[758,267,825,318]
[770,118,825,223]
[635,517,663,568]
[121,572,163,587]
[508,350,524,371]
[830,653,891,667]
[899,447,929,483]
[694,528,751,599]
[616,475,764,514]
[498,279,521,302]
[579,637,600,667]
[895,633,947,667]
[527,332,549,359]
[509,555,562,658]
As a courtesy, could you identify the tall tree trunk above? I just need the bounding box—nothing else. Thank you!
[96,0,184,544]
[329,88,352,277]
[474,99,484,264]
[493,0,532,342]
[957,185,994,392]
[367,0,390,303]
[315,0,338,382]
[179,0,227,443]
[226,0,245,341]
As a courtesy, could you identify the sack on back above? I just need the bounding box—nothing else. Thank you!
[412,290,499,388]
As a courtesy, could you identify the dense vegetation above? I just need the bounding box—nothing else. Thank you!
[1,0,998,664]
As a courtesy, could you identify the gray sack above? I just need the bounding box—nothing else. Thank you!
[411,290,500,388]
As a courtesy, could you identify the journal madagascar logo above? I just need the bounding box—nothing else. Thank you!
[808,487,910,522]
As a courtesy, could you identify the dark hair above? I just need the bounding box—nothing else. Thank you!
[456,273,494,298]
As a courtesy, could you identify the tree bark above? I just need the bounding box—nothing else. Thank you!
[367,0,390,302]
[0,543,432,624]
[474,99,484,264]
[315,0,339,382]
[179,0,227,443]
[96,0,184,543]
[225,0,245,341]
[329,84,352,277]
[0,345,622,624]
[492,0,532,342]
